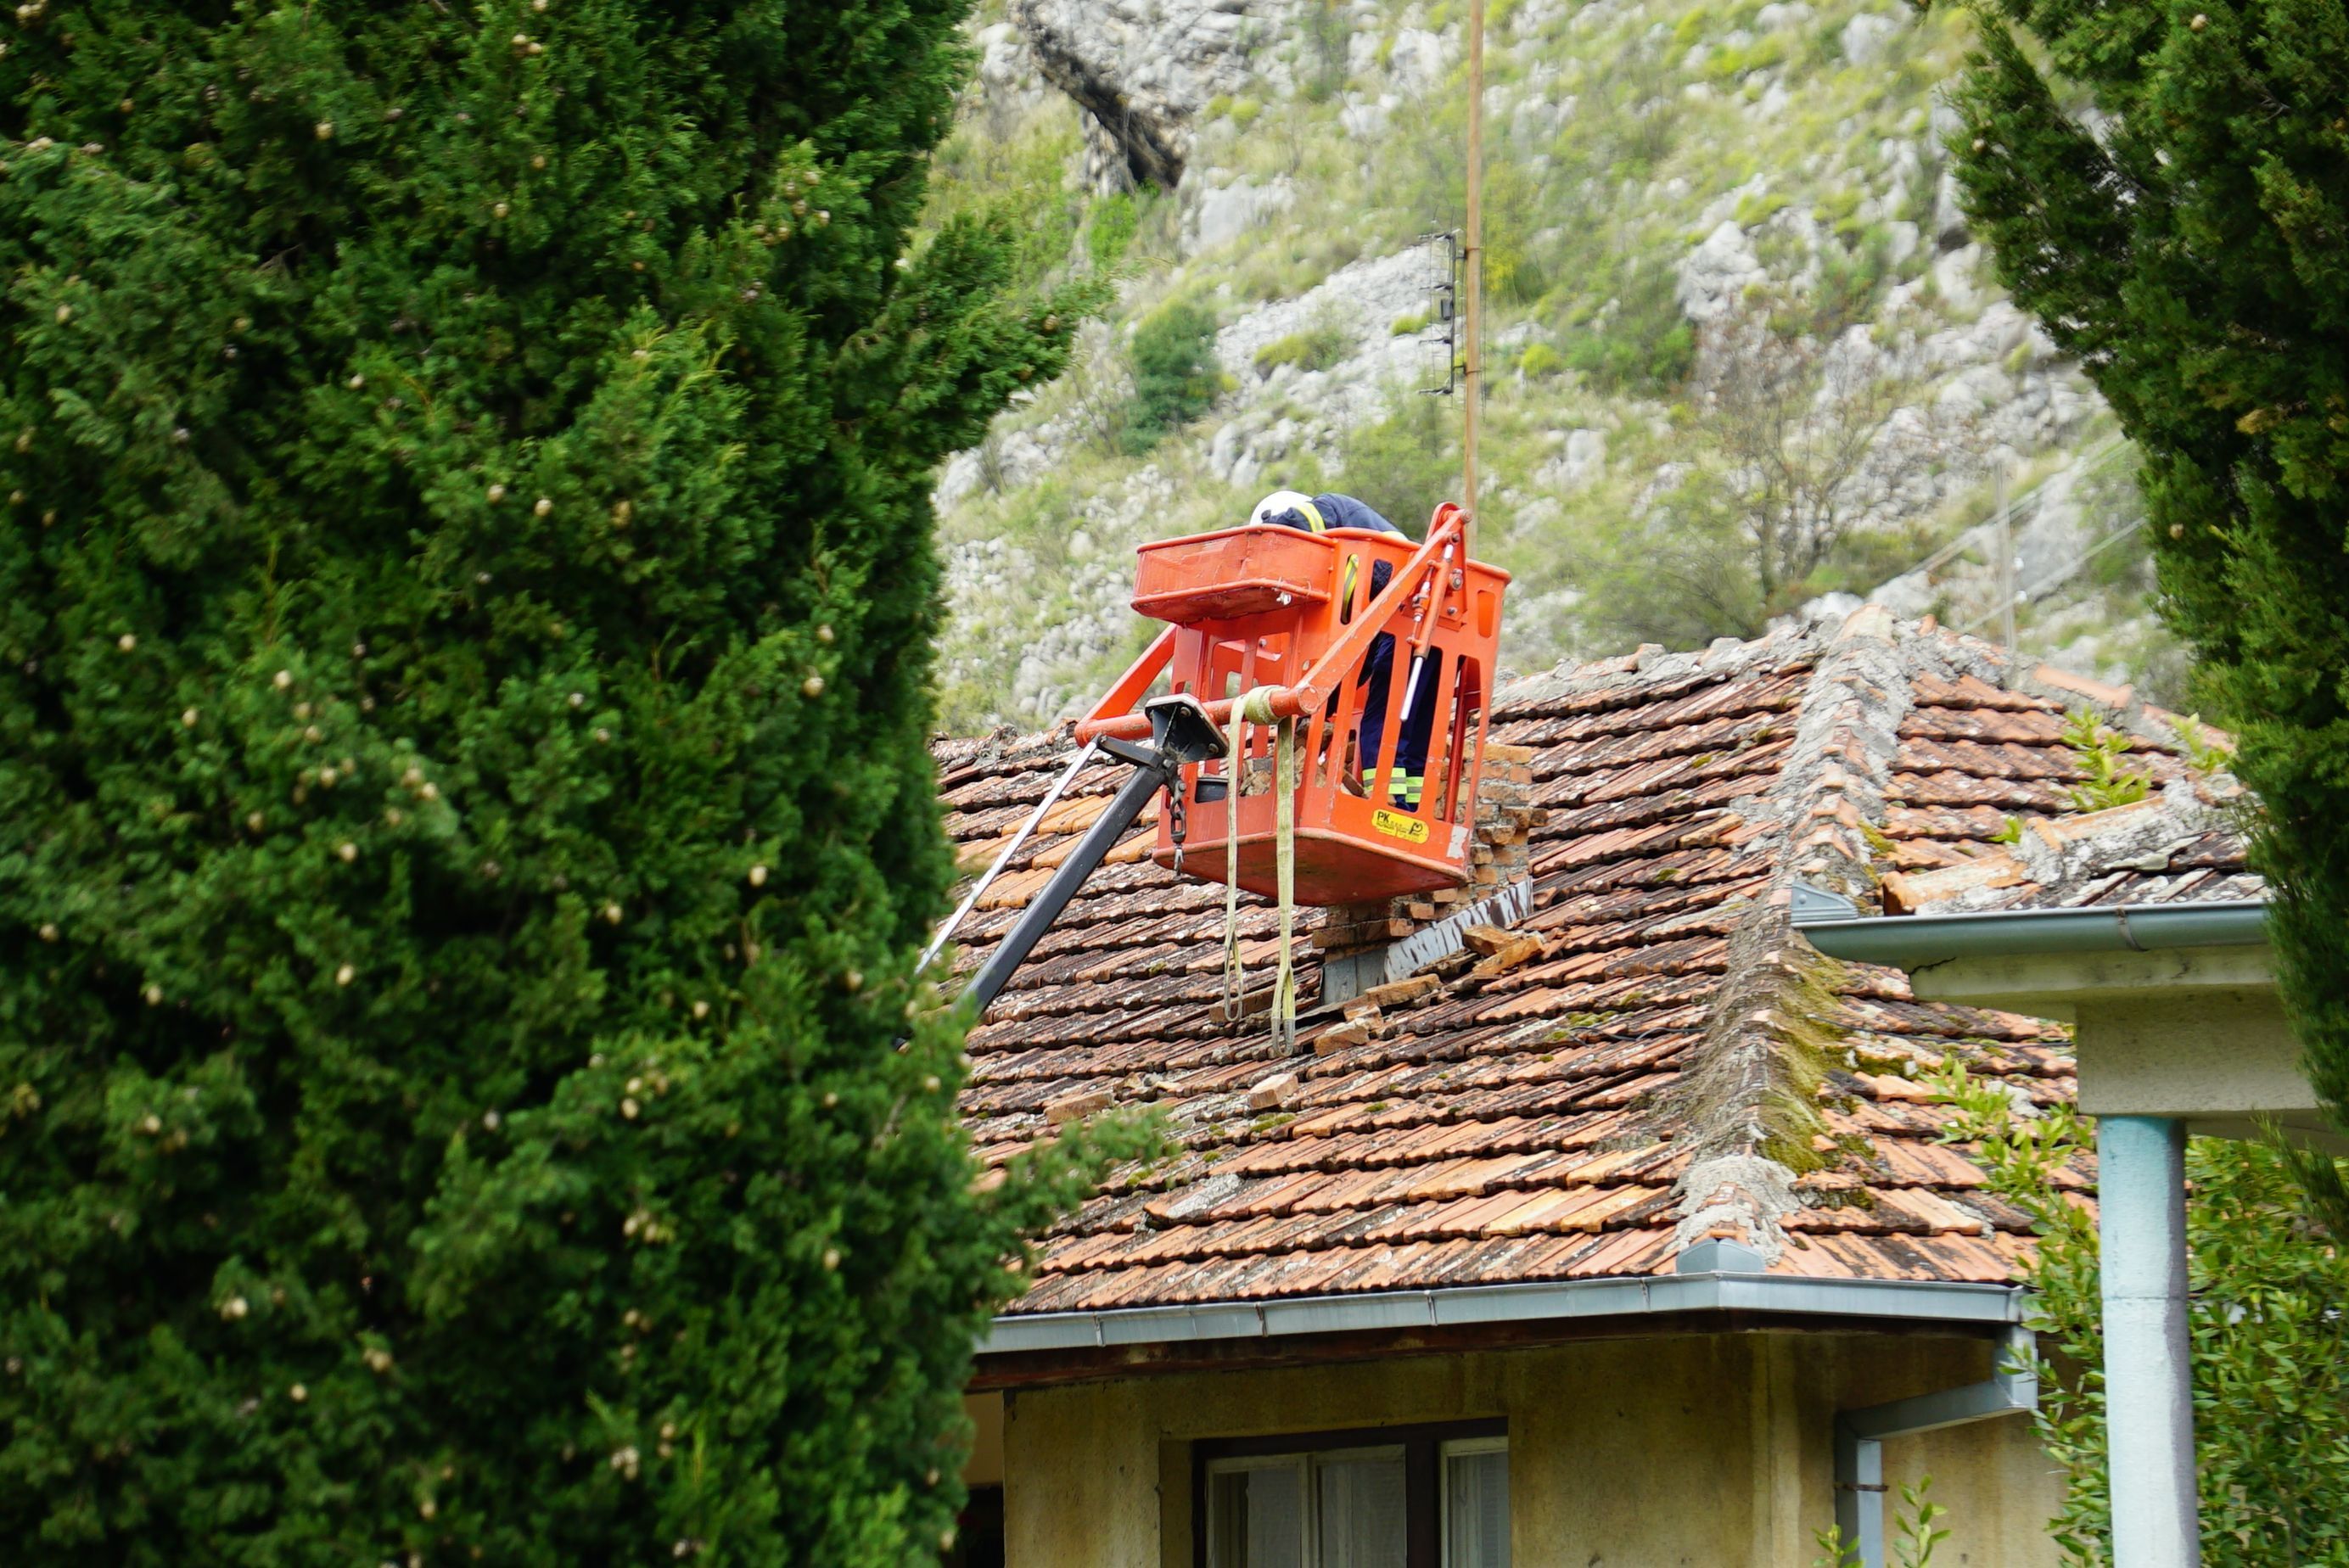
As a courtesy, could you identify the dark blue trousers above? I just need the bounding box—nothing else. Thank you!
[1358,631,1441,805]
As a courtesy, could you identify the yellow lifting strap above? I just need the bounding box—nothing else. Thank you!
[1221,687,1298,1053]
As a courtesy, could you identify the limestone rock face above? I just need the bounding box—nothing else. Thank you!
[1677,220,1769,323]
[1009,0,1301,191]
[933,0,2180,730]
[972,20,1054,113]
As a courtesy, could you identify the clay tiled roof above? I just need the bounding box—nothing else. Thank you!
[938,610,2153,1319]
[1880,665,2261,915]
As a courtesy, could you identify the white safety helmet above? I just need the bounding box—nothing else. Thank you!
[1250,490,1323,530]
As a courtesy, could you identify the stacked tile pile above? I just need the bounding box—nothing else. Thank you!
[1311,741,1546,973]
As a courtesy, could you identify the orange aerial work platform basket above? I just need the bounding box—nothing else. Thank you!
[1076,502,1510,905]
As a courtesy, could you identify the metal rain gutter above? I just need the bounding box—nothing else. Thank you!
[1786,886,2269,970]
[979,1271,2023,1357]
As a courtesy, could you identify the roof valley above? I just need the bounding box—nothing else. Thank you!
[1662,607,1937,1263]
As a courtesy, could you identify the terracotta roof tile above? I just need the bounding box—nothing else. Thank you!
[944,621,2139,1318]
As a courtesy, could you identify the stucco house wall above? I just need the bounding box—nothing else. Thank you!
[993,1331,2063,1567]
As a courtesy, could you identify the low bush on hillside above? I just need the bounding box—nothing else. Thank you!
[1334,396,1455,531]
[1562,313,1696,395]
[1253,323,1350,378]
[1088,191,1142,272]
[1123,301,1222,453]
[1299,0,1350,102]
[1557,255,1697,395]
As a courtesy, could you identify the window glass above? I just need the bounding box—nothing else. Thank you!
[1442,1446,1509,1568]
[1205,1435,1504,1568]
[1210,1462,1304,1568]
[1315,1453,1407,1568]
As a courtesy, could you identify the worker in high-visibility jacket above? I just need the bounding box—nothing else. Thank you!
[1249,490,1442,809]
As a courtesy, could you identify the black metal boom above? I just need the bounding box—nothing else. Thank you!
[961,695,1226,1021]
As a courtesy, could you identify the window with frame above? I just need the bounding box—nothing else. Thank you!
[1196,1421,1508,1568]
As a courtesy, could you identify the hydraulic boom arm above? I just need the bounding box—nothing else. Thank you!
[957,695,1226,1021]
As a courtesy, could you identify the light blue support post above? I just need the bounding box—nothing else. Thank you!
[1832,1418,1885,1567]
[2099,1115,2199,1566]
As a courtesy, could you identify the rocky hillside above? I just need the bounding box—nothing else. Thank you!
[922,0,2184,730]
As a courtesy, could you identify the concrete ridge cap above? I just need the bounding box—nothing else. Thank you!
[1856,619,2189,749]
[1886,775,2249,916]
[933,719,1078,763]
[1755,613,1945,899]
[1649,624,1957,1266]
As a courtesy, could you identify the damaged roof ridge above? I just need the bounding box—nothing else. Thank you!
[1492,623,1822,714]
[1653,607,1965,1267]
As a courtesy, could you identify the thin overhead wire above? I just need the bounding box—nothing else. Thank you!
[1957,515,2150,638]
[1877,436,2134,590]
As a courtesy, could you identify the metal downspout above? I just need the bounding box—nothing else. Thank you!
[2100,1116,2200,1566]
[1832,1324,2037,1567]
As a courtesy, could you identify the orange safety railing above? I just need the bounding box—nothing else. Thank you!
[1079,503,1510,904]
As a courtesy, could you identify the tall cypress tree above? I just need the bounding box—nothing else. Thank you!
[1945,2,2349,1181]
[0,3,1093,1560]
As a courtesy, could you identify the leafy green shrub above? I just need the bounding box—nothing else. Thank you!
[1301,0,1351,102]
[1559,256,1697,394]
[1391,311,1433,337]
[1564,312,1696,395]
[1814,186,1866,238]
[1335,396,1456,531]
[1124,301,1222,452]
[2060,714,2154,812]
[1815,1478,1948,1568]
[1088,191,1143,272]
[1519,342,1565,379]
[1253,323,1350,378]
[1482,160,1554,306]
[1706,32,1791,81]
[1650,320,1699,384]
[1808,231,1893,334]
[926,87,1088,295]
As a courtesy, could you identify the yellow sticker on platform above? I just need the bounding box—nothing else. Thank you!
[1372,808,1429,843]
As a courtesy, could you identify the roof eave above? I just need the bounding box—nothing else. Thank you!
[978,1272,2025,1358]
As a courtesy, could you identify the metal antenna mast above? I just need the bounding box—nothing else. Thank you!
[1462,0,1485,557]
